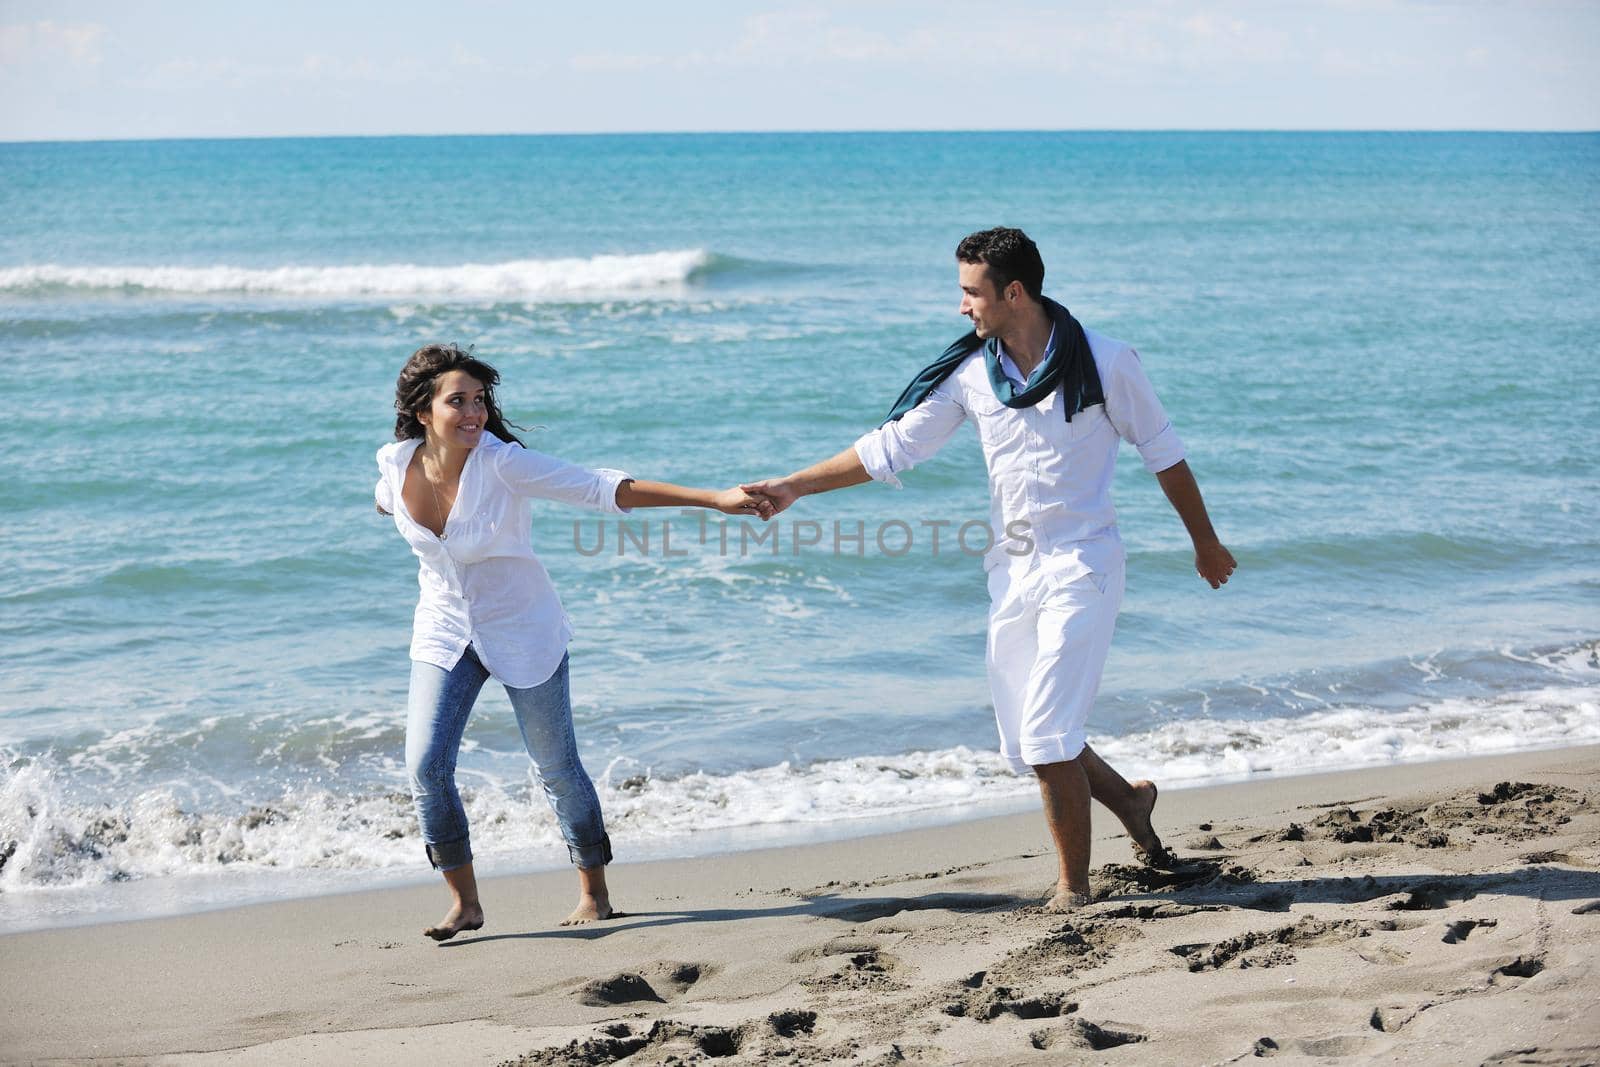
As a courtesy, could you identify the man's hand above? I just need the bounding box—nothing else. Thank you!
[738,477,799,517]
[1194,539,1237,589]
[739,448,872,516]
[712,487,776,520]
[1153,462,1234,589]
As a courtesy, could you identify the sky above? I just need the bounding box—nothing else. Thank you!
[1,1,1596,141]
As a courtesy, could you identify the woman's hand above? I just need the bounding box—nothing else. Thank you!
[713,487,776,520]
[737,476,799,517]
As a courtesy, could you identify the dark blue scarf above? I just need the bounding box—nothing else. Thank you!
[883,296,1104,425]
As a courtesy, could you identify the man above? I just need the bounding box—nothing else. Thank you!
[743,227,1236,911]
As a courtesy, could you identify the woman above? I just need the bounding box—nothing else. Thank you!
[375,342,770,939]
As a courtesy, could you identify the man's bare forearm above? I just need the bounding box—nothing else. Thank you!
[741,447,872,515]
[1153,460,1219,545]
[1155,459,1237,588]
[782,447,872,498]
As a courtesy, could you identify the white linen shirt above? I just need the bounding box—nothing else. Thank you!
[853,327,1185,584]
[375,430,631,689]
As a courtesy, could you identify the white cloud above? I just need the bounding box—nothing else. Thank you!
[726,9,833,65]
[0,20,108,67]
[1180,11,1293,64]
[131,46,501,91]
[553,4,1303,78]
[569,51,665,73]
[450,43,489,71]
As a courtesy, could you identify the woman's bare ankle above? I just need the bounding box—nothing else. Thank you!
[560,891,612,927]
[424,899,484,941]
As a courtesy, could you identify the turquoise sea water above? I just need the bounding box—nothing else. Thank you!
[1,132,1597,930]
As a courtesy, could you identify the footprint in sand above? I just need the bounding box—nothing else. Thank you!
[1384,880,1479,911]
[511,1010,820,1065]
[803,947,905,991]
[576,972,662,1007]
[787,934,881,963]
[1442,918,1497,943]
[943,985,1075,1022]
[1290,1033,1383,1057]
[574,961,714,1007]
[1030,1018,1146,1050]
[1370,1004,1423,1033]
[1489,955,1546,984]
[1171,916,1365,972]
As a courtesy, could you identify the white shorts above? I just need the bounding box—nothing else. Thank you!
[986,553,1125,772]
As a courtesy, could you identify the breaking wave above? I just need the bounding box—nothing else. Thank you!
[3,665,1595,898]
[0,249,740,300]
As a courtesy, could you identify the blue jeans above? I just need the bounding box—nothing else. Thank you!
[404,647,612,871]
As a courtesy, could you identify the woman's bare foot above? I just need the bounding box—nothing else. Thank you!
[423,901,484,941]
[1044,882,1092,913]
[559,891,613,926]
[1128,780,1174,867]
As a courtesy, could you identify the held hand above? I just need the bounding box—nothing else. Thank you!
[713,487,776,521]
[1195,540,1237,589]
[738,478,799,517]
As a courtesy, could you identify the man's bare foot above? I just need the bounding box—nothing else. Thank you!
[1044,883,1092,913]
[559,892,614,927]
[423,902,484,941]
[1128,780,1174,867]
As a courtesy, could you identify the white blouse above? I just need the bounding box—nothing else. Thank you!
[375,430,631,688]
[853,327,1185,584]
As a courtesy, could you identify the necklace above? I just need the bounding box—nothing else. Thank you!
[421,449,452,540]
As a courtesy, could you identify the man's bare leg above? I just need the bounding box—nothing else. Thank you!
[1035,746,1174,913]
[425,863,485,941]
[1034,758,1093,911]
[560,863,614,926]
[1077,744,1172,866]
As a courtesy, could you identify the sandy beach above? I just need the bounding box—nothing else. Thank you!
[4,744,1598,1066]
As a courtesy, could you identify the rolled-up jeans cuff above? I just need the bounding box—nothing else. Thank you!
[569,832,612,870]
[425,837,472,872]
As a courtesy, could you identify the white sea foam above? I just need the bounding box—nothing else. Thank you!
[0,250,715,299]
[2,679,1596,907]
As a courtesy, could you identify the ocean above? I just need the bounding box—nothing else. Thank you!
[2,132,1596,932]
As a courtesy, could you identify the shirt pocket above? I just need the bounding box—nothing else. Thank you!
[1068,403,1111,442]
[966,392,1011,446]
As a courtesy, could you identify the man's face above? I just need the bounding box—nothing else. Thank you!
[958,261,1013,339]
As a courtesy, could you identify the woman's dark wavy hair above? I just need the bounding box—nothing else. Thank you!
[393,343,525,446]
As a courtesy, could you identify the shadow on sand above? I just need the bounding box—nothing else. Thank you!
[440,859,1600,947]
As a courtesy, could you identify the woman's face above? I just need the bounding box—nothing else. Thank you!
[418,369,488,449]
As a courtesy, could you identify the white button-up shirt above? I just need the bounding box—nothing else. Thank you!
[375,430,631,688]
[853,327,1185,584]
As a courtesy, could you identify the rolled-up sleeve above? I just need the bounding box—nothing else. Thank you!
[374,447,397,514]
[494,444,633,514]
[853,384,967,489]
[1104,346,1185,474]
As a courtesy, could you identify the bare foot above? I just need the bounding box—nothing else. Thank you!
[1128,780,1174,868]
[1044,883,1092,913]
[423,902,484,941]
[559,892,614,927]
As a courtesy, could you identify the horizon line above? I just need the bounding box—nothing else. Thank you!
[3,126,1597,148]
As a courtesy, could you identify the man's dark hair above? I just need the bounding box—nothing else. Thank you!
[956,227,1044,302]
